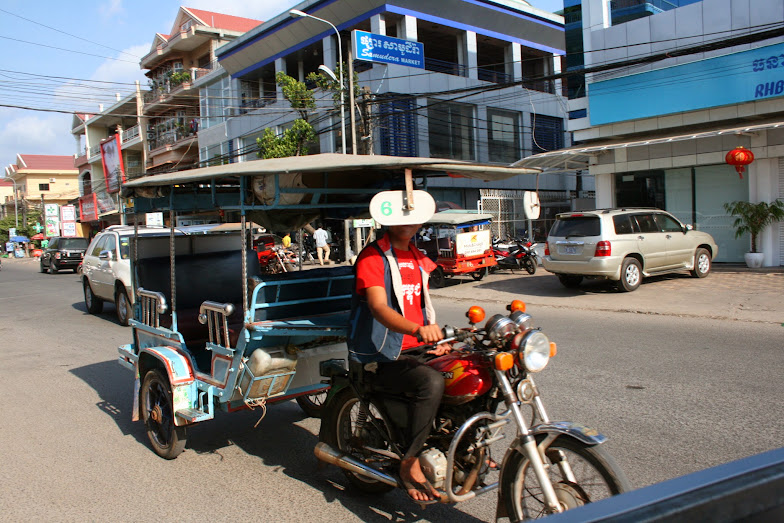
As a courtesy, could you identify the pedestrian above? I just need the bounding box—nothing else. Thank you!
[313,223,330,265]
[282,232,291,248]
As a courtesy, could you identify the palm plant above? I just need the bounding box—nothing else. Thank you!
[723,199,784,253]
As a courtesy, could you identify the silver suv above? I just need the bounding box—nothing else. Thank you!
[542,208,718,292]
[81,226,174,325]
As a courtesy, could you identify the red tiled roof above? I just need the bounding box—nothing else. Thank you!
[0,179,13,187]
[184,7,262,33]
[15,155,78,171]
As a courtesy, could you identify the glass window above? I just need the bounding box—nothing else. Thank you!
[654,213,683,232]
[61,238,88,249]
[428,100,475,160]
[613,214,638,235]
[119,236,132,259]
[89,235,107,256]
[549,216,601,237]
[379,94,418,157]
[531,115,564,154]
[39,183,50,191]
[487,108,521,164]
[48,238,59,249]
[633,214,658,233]
[103,234,116,256]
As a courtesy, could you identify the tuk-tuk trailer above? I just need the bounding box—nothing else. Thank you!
[116,153,538,458]
[417,211,497,287]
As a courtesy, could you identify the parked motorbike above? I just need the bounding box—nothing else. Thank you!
[491,237,538,275]
[315,301,630,519]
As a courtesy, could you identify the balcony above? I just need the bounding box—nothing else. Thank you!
[239,96,277,114]
[88,144,101,160]
[148,126,197,152]
[122,125,140,143]
[425,57,467,77]
[193,60,220,81]
[478,68,512,84]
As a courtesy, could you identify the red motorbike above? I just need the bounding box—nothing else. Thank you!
[316,301,629,519]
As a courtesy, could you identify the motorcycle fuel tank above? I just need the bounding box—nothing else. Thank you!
[428,352,492,405]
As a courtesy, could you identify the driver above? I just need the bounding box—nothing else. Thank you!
[348,222,449,504]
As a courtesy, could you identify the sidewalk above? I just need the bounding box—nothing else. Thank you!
[429,264,784,325]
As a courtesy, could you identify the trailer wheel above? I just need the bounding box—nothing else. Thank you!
[471,268,487,281]
[140,369,187,459]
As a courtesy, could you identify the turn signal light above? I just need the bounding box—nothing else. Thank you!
[466,305,486,324]
[544,242,550,256]
[549,342,557,357]
[508,300,526,313]
[495,352,515,371]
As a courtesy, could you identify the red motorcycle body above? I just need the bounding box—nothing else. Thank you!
[428,352,493,405]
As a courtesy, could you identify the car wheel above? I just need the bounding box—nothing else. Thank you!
[618,258,642,292]
[48,262,57,274]
[690,248,711,278]
[84,280,104,314]
[40,260,46,273]
[471,268,487,281]
[116,287,132,326]
[558,274,583,288]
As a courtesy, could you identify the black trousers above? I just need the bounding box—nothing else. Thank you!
[373,356,445,460]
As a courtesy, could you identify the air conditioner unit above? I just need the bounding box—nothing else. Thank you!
[49,178,56,183]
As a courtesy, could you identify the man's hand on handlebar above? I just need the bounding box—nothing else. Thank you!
[416,324,443,344]
[428,343,451,356]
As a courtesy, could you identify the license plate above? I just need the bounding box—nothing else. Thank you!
[563,246,577,255]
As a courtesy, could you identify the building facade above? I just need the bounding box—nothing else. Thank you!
[527,0,784,265]
[201,0,578,239]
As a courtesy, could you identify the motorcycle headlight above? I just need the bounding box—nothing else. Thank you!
[509,310,532,330]
[484,314,517,345]
[520,330,551,372]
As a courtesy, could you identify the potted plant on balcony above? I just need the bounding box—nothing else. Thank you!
[723,199,784,268]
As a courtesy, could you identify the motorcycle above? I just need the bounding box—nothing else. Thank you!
[315,301,630,520]
[491,237,538,275]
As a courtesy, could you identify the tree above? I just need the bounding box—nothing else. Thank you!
[256,72,317,159]
[723,199,784,253]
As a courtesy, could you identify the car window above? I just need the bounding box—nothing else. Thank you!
[61,238,88,249]
[103,234,117,255]
[549,216,601,237]
[48,238,59,249]
[89,236,107,257]
[653,213,683,233]
[119,236,132,259]
[632,214,658,233]
[612,215,640,235]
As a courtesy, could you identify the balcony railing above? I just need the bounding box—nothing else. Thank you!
[425,57,467,77]
[239,96,276,114]
[478,68,512,84]
[610,0,677,9]
[522,79,556,94]
[148,127,197,151]
[193,61,220,80]
[89,145,101,157]
[122,125,140,143]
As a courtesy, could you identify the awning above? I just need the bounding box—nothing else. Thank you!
[513,119,784,171]
[123,153,541,190]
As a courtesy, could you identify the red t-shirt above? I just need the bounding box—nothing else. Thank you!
[355,242,435,350]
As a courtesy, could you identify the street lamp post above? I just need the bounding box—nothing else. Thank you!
[8,177,19,229]
[289,9,347,154]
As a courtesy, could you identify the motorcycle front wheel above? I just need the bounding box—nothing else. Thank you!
[501,437,630,521]
[319,388,396,494]
[523,257,537,275]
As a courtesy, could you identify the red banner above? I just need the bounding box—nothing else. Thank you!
[79,193,99,222]
[100,134,125,193]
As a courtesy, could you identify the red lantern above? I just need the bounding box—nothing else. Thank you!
[725,146,754,179]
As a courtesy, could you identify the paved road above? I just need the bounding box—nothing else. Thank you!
[0,258,782,521]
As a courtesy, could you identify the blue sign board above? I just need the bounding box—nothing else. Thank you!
[588,42,784,126]
[352,30,424,69]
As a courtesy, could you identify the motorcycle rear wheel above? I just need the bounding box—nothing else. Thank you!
[320,388,396,494]
[501,437,630,521]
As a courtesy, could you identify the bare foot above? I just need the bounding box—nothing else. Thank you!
[400,457,438,502]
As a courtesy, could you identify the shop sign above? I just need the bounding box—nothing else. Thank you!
[353,30,424,69]
[79,193,99,222]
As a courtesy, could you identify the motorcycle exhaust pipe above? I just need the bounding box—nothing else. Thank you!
[314,442,399,487]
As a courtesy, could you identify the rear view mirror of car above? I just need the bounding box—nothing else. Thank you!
[99,250,114,261]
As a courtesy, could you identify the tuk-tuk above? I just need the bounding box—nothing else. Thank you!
[417,211,497,287]
[117,153,538,459]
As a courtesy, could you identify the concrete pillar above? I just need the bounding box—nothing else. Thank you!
[399,15,417,41]
[506,43,522,83]
[552,54,563,95]
[298,61,305,83]
[274,58,286,100]
[322,34,337,70]
[460,31,478,80]
[370,14,386,36]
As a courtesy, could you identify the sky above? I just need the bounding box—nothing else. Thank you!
[0,0,565,171]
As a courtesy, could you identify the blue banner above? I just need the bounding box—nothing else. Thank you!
[588,42,784,125]
[352,30,424,69]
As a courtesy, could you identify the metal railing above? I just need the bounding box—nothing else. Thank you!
[148,127,197,151]
[478,68,512,84]
[122,125,140,143]
[198,301,235,348]
[89,144,101,157]
[610,0,678,10]
[425,57,467,77]
[137,288,168,328]
[239,96,276,114]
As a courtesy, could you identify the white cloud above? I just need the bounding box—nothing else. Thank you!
[90,44,148,85]
[0,112,73,168]
[99,0,125,20]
